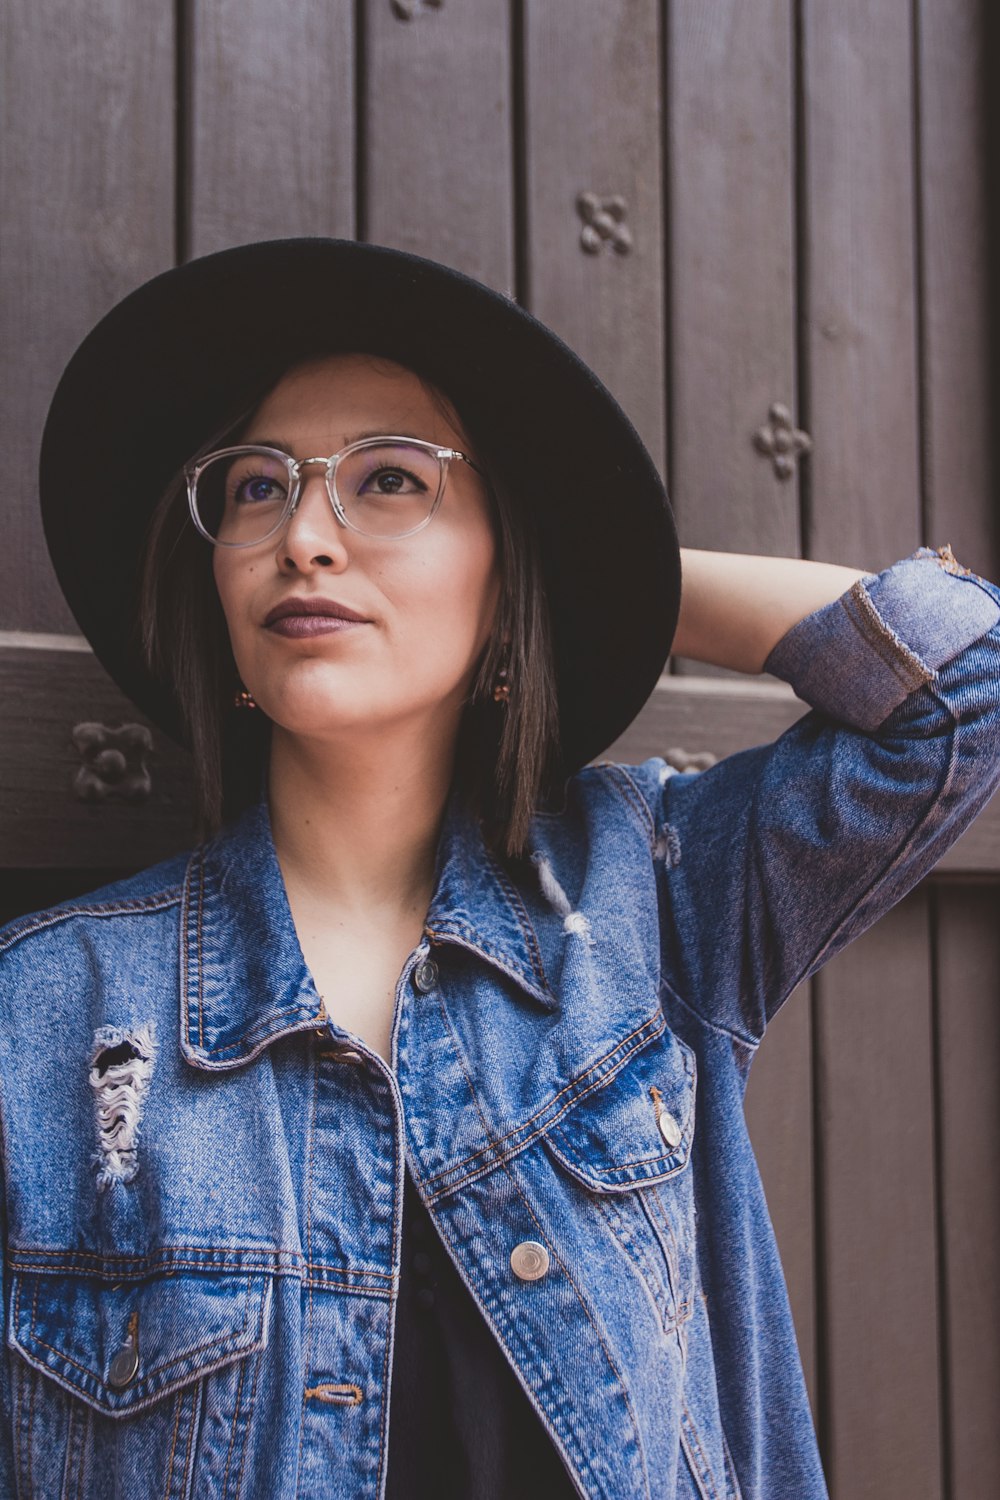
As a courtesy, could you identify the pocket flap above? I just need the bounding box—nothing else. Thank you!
[543,1026,697,1191]
[8,1267,272,1416]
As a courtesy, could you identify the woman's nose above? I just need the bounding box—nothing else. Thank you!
[275,468,349,572]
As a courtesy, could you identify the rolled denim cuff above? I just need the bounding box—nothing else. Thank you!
[763,545,1000,731]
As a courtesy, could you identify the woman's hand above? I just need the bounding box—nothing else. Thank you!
[670,547,870,675]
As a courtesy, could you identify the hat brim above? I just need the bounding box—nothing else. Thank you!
[39,237,679,775]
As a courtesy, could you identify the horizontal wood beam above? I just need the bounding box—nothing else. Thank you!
[1,646,997,875]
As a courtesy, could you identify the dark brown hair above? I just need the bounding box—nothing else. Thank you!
[137,354,560,858]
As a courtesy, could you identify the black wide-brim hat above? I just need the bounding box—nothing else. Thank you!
[40,237,680,774]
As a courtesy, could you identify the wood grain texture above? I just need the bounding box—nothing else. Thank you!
[522,0,666,471]
[743,981,817,1413]
[364,0,513,289]
[933,886,1000,1499]
[917,0,997,581]
[665,0,800,558]
[0,647,195,869]
[0,0,175,633]
[814,892,943,1500]
[801,0,921,571]
[187,0,356,255]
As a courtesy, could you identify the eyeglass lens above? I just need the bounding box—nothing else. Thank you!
[192,443,445,543]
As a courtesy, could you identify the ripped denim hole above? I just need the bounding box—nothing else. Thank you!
[88,1023,157,1190]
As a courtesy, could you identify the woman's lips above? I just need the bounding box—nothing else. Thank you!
[265,616,368,638]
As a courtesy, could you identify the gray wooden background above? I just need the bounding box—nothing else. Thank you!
[1,3,998,1497]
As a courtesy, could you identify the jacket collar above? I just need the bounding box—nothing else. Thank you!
[180,786,554,1071]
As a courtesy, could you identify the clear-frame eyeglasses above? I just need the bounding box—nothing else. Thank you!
[185,436,488,546]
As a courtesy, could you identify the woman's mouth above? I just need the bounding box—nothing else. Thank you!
[265,616,368,638]
[262,595,371,635]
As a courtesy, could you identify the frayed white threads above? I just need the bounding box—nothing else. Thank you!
[88,1023,157,1190]
[531,853,593,944]
[653,823,682,869]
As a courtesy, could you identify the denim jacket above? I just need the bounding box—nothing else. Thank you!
[2,546,999,1500]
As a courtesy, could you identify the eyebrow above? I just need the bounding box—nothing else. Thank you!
[244,430,429,453]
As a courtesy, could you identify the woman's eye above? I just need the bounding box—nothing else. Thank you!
[360,465,424,497]
[232,473,286,506]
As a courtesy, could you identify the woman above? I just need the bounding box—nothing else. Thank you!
[1,239,998,1500]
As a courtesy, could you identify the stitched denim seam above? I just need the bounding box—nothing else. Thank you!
[9,1248,303,1272]
[644,1184,684,1307]
[0,888,184,956]
[601,763,658,848]
[482,846,548,984]
[295,1049,320,1492]
[181,1384,201,1495]
[18,1357,35,1500]
[422,920,551,999]
[547,1123,685,1181]
[301,1278,393,1299]
[61,1394,78,1500]
[374,1254,394,1500]
[681,1398,722,1500]
[70,1387,91,1500]
[592,1192,692,1340]
[546,1043,695,1180]
[163,1386,185,1500]
[10,1250,389,1287]
[221,1337,249,1500]
[721,1425,744,1499]
[25,1271,257,1387]
[420,1013,664,1191]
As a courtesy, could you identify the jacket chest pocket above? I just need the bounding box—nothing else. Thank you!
[540,1024,698,1339]
[6,1265,272,1500]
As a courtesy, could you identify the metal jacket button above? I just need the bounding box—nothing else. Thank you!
[510,1240,550,1281]
[657,1109,682,1148]
[109,1344,139,1388]
[413,958,438,993]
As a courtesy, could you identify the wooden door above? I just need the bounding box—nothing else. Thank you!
[2,4,998,1494]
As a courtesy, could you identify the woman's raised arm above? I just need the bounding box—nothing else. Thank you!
[620,544,1000,1042]
[671,546,869,674]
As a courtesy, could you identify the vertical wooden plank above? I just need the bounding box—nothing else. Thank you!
[917,0,996,580]
[744,982,817,1413]
[802,0,921,571]
[815,892,942,1500]
[187,0,356,256]
[667,4,815,1366]
[665,0,800,561]
[523,0,665,473]
[0,0,175,632]
[933,885,1000,1500]
[364,0,513,291]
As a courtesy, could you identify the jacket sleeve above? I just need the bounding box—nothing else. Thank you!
[647,545,1000,1043]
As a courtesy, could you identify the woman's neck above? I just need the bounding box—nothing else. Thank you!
[265,721,455,923]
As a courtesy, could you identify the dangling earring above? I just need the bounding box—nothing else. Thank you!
[492,664,512,703]
[233,682,258,710]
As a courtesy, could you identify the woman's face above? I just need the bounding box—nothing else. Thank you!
[212,352,501,752]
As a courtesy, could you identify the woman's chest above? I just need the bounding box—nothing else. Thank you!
[295,919,426,1064]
